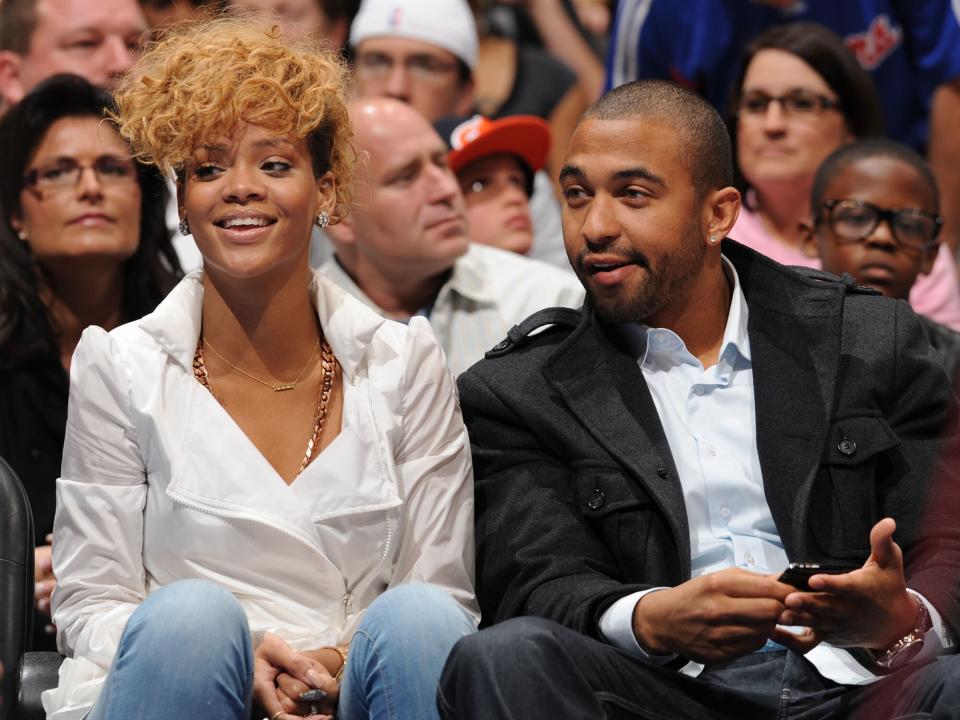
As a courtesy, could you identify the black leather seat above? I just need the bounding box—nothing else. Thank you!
[0,457,33,720]
[0,458,63,720]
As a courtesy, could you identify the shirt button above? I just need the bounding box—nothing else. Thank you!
[707,444,717,456]
[745,552,756,566]
[720,506,731,519]
[693,385,705,396]
[656,464,668,479]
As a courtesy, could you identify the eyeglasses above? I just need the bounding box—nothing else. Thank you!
[738,89,842,118]
[356,52,461,85]
[817,199,943,251]
[23,156,138,193]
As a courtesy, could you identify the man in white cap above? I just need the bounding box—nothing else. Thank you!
[343,0,569,273]
[323,97,583,376]
[350,0,476,123]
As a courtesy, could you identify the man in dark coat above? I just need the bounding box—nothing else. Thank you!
[438,80,960,719]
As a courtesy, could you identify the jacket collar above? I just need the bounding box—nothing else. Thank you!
[138,268,390,383]
[542,240,846,564]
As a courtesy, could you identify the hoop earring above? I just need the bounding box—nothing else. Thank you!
[314,210,330,230]
[179,217,191,236]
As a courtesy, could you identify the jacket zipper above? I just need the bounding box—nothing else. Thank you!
[341,510,393,625]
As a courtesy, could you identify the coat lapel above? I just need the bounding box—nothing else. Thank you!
[727,242,843,558]
[542,313,691,574]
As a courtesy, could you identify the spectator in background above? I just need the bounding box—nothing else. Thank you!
[802,139,960,379]
[0,0,147,107]
[728,23,960,331]
[138,0,219,29]
[226,0,356,49]
[437,113,549,256]
[347,0,568,271]
[323,97,583,376]
[0,74,181,651]
[605,0,960,255]
[473,0,597,181]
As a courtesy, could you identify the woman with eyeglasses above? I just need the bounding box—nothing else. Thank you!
[0,73,182,652]
[727,22,960,331]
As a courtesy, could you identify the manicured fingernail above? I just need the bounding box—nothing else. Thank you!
[306,669,325,687]
[299,689,326,702]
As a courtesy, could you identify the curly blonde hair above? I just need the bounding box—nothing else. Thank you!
[113,17,354,215]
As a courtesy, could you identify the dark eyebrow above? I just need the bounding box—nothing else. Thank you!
[558,164,667,189]
[558,164,584,183]
[612,167,667,188]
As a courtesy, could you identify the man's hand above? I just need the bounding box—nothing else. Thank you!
[775,518,918,651]
[253,633,338,719]
[632,567,795,663]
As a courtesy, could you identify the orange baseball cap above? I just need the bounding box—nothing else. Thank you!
[443,114,551,176]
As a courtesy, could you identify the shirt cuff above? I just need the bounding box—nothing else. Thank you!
[597,588,678,663]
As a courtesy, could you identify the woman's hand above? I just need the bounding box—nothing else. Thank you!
[34,536,56,617]
[274,648,345,717]
[253,633,338,719]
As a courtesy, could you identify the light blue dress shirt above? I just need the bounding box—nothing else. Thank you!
[597,257,951,685]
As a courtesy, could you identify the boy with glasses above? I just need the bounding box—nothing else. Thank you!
[802,138,960,379]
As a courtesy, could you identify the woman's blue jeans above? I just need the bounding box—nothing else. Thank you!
[86,579,476,720]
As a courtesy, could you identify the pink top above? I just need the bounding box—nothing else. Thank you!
[731,205,960,331]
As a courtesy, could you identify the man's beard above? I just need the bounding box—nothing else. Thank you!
[574,223,707,325]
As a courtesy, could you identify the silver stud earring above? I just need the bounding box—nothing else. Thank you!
[709,235,719,244]
[178,217,190,236]
[314,210,330,229]
[16,230,28,241]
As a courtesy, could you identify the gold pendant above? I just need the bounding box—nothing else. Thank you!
[273,384,295,392]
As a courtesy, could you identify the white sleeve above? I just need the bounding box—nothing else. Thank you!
[598,588,678,663]
[51,326,147,670]
[387,317,478,623]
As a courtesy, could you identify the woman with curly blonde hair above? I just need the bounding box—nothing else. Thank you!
[43,17,477,720]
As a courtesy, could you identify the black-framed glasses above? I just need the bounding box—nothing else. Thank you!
[23,156,138,193]
[738,89,842,118]
[817,199,943,251]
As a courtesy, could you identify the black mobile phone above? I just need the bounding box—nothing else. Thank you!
[778,562,860,591]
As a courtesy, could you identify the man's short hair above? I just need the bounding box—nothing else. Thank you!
[584,79,734,199]
[810,138,940,213]
[0,0,38,55]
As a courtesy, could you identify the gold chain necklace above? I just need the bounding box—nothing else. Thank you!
[193,337,338,475]
[201,336,320,392]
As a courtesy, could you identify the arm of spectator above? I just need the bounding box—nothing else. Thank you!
[928,77,960,254]
[386,317,478,623]
[546,84,586,189]
[51,327,147,671]
[522,0,606,103]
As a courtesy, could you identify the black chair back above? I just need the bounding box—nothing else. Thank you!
[0,458,33,720]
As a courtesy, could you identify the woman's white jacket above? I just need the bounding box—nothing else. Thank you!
[42,270,478,719]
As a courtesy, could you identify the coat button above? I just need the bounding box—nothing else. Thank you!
[656,464,668,478]
[587,488,605,510]
[838,438,857,456]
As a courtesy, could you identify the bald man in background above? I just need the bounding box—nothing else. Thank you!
[323,97,582,376]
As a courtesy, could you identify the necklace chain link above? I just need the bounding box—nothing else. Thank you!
[202,335,320,392]
[193,336,337,476]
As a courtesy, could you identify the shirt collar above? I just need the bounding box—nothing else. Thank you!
[138,268,389,383]
[621,255,752,370]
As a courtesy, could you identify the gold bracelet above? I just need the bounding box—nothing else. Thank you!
[330,645,349,682]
